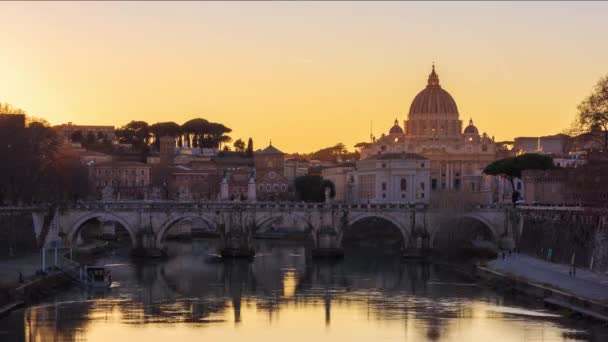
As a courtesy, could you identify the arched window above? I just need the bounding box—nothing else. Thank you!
[400,178,407,191]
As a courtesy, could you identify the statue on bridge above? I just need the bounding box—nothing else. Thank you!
[101,185,114,202]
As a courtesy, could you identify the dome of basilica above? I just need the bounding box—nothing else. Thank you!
[408,65,459,116]
[463,119,479,135]
[389,119,404,134]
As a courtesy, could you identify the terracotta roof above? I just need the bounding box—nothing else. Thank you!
[256,144,284,155]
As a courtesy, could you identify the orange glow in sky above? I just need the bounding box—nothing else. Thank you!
[1,2,607,152]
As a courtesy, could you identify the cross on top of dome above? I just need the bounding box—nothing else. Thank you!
[428,63,440,87]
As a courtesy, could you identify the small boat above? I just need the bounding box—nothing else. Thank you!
[80,266,112,289]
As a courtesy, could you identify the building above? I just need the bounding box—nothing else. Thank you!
[78,150,113,165]
[522,152,608,205]
[159,135,176,164]
[0,114,26,130]
[360,65,497,196]
[254,143,289,200]
[354,153,430,204]
[513,134,569,156]
[90,162,151,200]
[284,158,310,186]
[168,167,221,201]
[321,163,355,202]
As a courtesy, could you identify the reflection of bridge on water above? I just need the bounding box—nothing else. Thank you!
[141,244,490,333]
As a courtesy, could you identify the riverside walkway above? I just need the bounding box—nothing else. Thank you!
[486,253,608,303]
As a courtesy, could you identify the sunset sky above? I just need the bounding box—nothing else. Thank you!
[1,1,608,152]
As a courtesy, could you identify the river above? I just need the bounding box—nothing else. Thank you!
[0,239,605,341]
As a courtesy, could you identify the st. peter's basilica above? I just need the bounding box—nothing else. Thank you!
[359,65,497,195]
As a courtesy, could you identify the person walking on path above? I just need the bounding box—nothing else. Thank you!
[570,252,576,277]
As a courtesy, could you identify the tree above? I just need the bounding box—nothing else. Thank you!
[85,131,96,146]
[354,142,371,149]
[70,130,84,143]
[294,175,335,202]
[572,74,608,150]
[0,102,25,114]
[307,143,359,162]
[0,115,61,204]
[233,138,246,153]
[483,153,554,190]
[182,118,209,148]
[246,138,254,157]
[116,120,150,147]
[150,121,181,149]
[205,122,232,149]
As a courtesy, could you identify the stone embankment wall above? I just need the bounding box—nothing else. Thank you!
[0,211,37,257]
[519,209,607,273]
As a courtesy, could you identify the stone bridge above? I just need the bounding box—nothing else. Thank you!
[26,201,515,257]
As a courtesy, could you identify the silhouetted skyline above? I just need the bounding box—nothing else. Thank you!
[1,2,607,152]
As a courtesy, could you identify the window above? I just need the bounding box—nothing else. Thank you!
[431,179,437,190]
[400,179,407,191]
[381,163,386,168]
[281,184,287,191]
[471,182,475,191]
[382,182,387,191]
[420,163,425,168]
[420,182,425,191]
[265,184,271,191]
[401,194,405,199]
[442,182,446,190]
[420,192,425,198]
[382,193,386,199]
[273,184,279,191]
[454,179,461,190]
[517,182,522,190]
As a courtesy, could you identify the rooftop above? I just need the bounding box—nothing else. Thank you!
[364,152,428,161]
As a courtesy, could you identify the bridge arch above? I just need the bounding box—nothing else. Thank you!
[68,212,137,247]
[343,213,409,249]
[430,213,498,252]
[156,214,218,248]
[255,213,312,233]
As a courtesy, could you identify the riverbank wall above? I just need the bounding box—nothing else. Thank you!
[0,210,37,257]
[476,263,608,322]
[0,255,79,318]
[518,208,608,273]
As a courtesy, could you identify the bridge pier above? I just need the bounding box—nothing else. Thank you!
[218,212,255,258]
[311,227,344,258]
[131,227,164,258]
[403,235,431,259]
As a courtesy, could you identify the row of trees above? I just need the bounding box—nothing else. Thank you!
[115,119,233,151]
[289,143,360,162]
[0,104,90,205]
[294,175,336,202]
[570,74,608,150]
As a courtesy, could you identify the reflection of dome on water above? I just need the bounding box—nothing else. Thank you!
[409,64,459,116]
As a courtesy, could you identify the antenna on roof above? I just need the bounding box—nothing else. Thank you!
[370,120,373,142]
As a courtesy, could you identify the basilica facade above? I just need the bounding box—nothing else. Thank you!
[359,65,497,197]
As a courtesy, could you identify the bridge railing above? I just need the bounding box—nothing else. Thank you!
[56,200,515,212]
